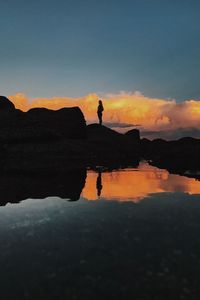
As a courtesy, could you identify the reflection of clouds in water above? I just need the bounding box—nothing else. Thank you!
[82,162,200,202]
[160,176,188,193]
[160,174,200,194]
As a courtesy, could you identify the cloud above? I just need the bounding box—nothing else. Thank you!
[8,92,200,136]
[103,122,137,128]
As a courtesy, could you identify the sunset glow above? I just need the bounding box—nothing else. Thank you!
[82,162,200,202]
[9,92,200,133]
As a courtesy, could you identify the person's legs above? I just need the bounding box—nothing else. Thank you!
[98,112,102,125]
[99,114,102,125]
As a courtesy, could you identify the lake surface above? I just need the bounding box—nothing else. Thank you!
[1,162,200,299]
[83,162,200,201]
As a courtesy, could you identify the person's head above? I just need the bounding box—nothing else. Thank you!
[99,100,102,105]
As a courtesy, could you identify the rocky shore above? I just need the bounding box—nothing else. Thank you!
[0,96,200,179]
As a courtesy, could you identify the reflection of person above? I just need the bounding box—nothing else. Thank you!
[96,171,103,197]
[97,100,104,125]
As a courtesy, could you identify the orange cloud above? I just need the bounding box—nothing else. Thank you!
[9,92,200,132]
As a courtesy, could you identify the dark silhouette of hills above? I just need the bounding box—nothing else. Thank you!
[0,96,140,205]
[141,128,200,140]
[125,128,140,140]
[0,96,15,110]
[141,137,200,177]
[0,96,86,143]
[86,124,140,167]
[27,107,86,139]
[0,95,200,192]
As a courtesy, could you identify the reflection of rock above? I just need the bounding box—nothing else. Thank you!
[2,95,200,180]
[0,168,86,206]
[0,97,140,172]
[141,137,200,178]
[0,96,87,205]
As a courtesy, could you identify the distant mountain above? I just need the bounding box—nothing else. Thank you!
[141,128,200,140]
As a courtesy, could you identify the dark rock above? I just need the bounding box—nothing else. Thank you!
[0,98,86,142]
[141,136,200,177]
[87,123,124,140]
[0,167,87,205]
[0,96,15,111]
[125,129,140,142]
[27,107,86,139]
[0,110,62,143]
[2,97,200,178]
[86,124,140,166]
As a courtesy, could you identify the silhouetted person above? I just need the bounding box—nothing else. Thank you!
[97,100,104,125]
[96,171,103,197]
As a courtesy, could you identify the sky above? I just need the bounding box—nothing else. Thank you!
[1,0,200,137]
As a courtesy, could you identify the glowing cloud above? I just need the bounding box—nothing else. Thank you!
[9,92,200,134]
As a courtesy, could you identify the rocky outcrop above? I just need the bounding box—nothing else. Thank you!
[0,96,15,111]
[2,95,200,180]
[0,96,86,142]
[141,137,200,176]
[125,129,140,143]
[86,124,140,167]
[27,107,86,139]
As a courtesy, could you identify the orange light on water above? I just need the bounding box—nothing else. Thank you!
[82,162,200,202]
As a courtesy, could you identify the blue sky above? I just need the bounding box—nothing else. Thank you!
[1,0,200,101]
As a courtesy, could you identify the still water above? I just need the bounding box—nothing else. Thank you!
[1,162,200,300]
[83,162,200,202]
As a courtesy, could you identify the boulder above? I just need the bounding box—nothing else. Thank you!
[125,129,140,142]
[0,96,15,111]
[27,107,86,139]
[86,124,140,166]
[0,97,87,141]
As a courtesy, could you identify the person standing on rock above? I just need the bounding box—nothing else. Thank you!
[97,100,104,125]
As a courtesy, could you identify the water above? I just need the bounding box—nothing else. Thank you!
[83,162,200,201]
[1,162,200,299]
